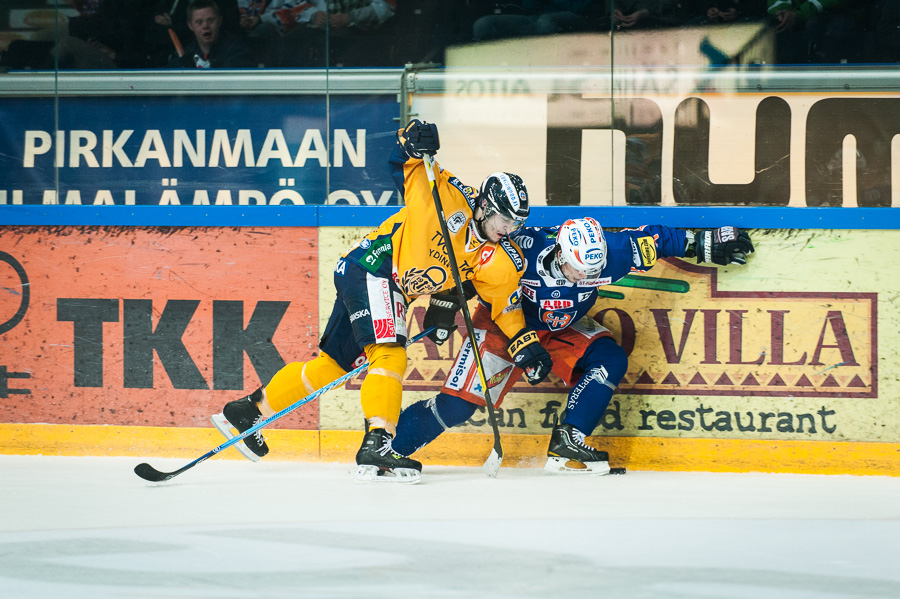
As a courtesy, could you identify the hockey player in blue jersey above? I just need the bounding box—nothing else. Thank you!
[393,217,754,474]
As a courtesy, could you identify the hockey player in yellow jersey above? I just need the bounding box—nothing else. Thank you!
[211,120,553,483]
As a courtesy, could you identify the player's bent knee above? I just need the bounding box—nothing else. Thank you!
[434,393,479,429]
[364,342,407,378]
[582,337,628,385]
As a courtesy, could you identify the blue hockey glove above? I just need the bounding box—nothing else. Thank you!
[508,328,553,385]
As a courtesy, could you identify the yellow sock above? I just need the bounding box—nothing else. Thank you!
[360,342,407,435]
[262,352,348,414]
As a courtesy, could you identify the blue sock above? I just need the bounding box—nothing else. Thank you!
[393,393,478,456]
[562,337,628,434]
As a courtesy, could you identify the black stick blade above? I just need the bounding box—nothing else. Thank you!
[134,463,178,482]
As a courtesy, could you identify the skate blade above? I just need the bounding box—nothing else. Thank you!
[210,412,261,463]
[353,464,422,484]
[544,456,610,475]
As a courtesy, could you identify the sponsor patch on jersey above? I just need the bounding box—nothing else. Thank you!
[480,246,495,264]
[509,287,521,305]
[368,275,396,342]
[335,259,347,276]
[447,329,485,391]
[578,291,593,302]
[637,236,657,266]
[630,238,641,267]
[360,237,372,249]
[499,237,525,271]
[393,292,408,339]
[361,237,393,274]
[373,318,395,340]
[468,349,512,401]
[572,315,612,339]
[349,308,370,322]
[522,285,536,301]
[486,365,513,389]
[540,298,574,309]
[520,278,541,287]
[578,277,610,286]
[448,176,477,210]
[447,211,466,234]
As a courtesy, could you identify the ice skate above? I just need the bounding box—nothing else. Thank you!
[210,390,269,462]
[354,428,422,484]
[544,424,610,475]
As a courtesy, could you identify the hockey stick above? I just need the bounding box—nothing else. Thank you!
[134,328,434,483]
[422,154,503,478]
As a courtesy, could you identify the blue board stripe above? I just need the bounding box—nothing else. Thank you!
[1,206,898,229]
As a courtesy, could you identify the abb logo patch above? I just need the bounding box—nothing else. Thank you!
[540,299,574,309]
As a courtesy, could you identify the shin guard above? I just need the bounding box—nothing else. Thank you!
[360,343,407,434]
[264,352,348,413]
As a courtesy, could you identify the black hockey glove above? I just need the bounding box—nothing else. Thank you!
[423,291,461,345]
[508,328,553,385]
[688,227,754,266]
[398,119,440,158]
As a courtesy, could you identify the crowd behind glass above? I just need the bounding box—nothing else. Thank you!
[1,0,897,70]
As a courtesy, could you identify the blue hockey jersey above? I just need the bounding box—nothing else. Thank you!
[508,225,688,332]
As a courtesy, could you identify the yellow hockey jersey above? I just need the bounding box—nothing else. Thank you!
[343,148,527,339]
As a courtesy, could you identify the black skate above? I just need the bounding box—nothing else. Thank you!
[354,428,422,484]
[545,423,610,475]
[210,389,269,462]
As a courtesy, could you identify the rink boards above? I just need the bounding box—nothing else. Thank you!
[1,222,899,475]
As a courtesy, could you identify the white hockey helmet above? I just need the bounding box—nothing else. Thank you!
[555,217,607,276]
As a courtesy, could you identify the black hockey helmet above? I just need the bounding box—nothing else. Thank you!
[479,172,529,227]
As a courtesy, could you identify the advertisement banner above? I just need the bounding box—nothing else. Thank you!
[0,95,400,207]
[415,90,900,209]
[317,227,897,444]
[0,226,319,429]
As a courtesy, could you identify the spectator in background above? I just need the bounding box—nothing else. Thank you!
[154,0,241,41]
[472,0,600,42]
[611,0,683,30]
[768,0,867,62]
[168,0,254,67]
[238,0,323,65]
[875,0,900,62]
[683,0,768,25]
[3,0,164,69]
[269,0,396,67]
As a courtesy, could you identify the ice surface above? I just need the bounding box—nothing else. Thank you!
[2,455,899,598]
